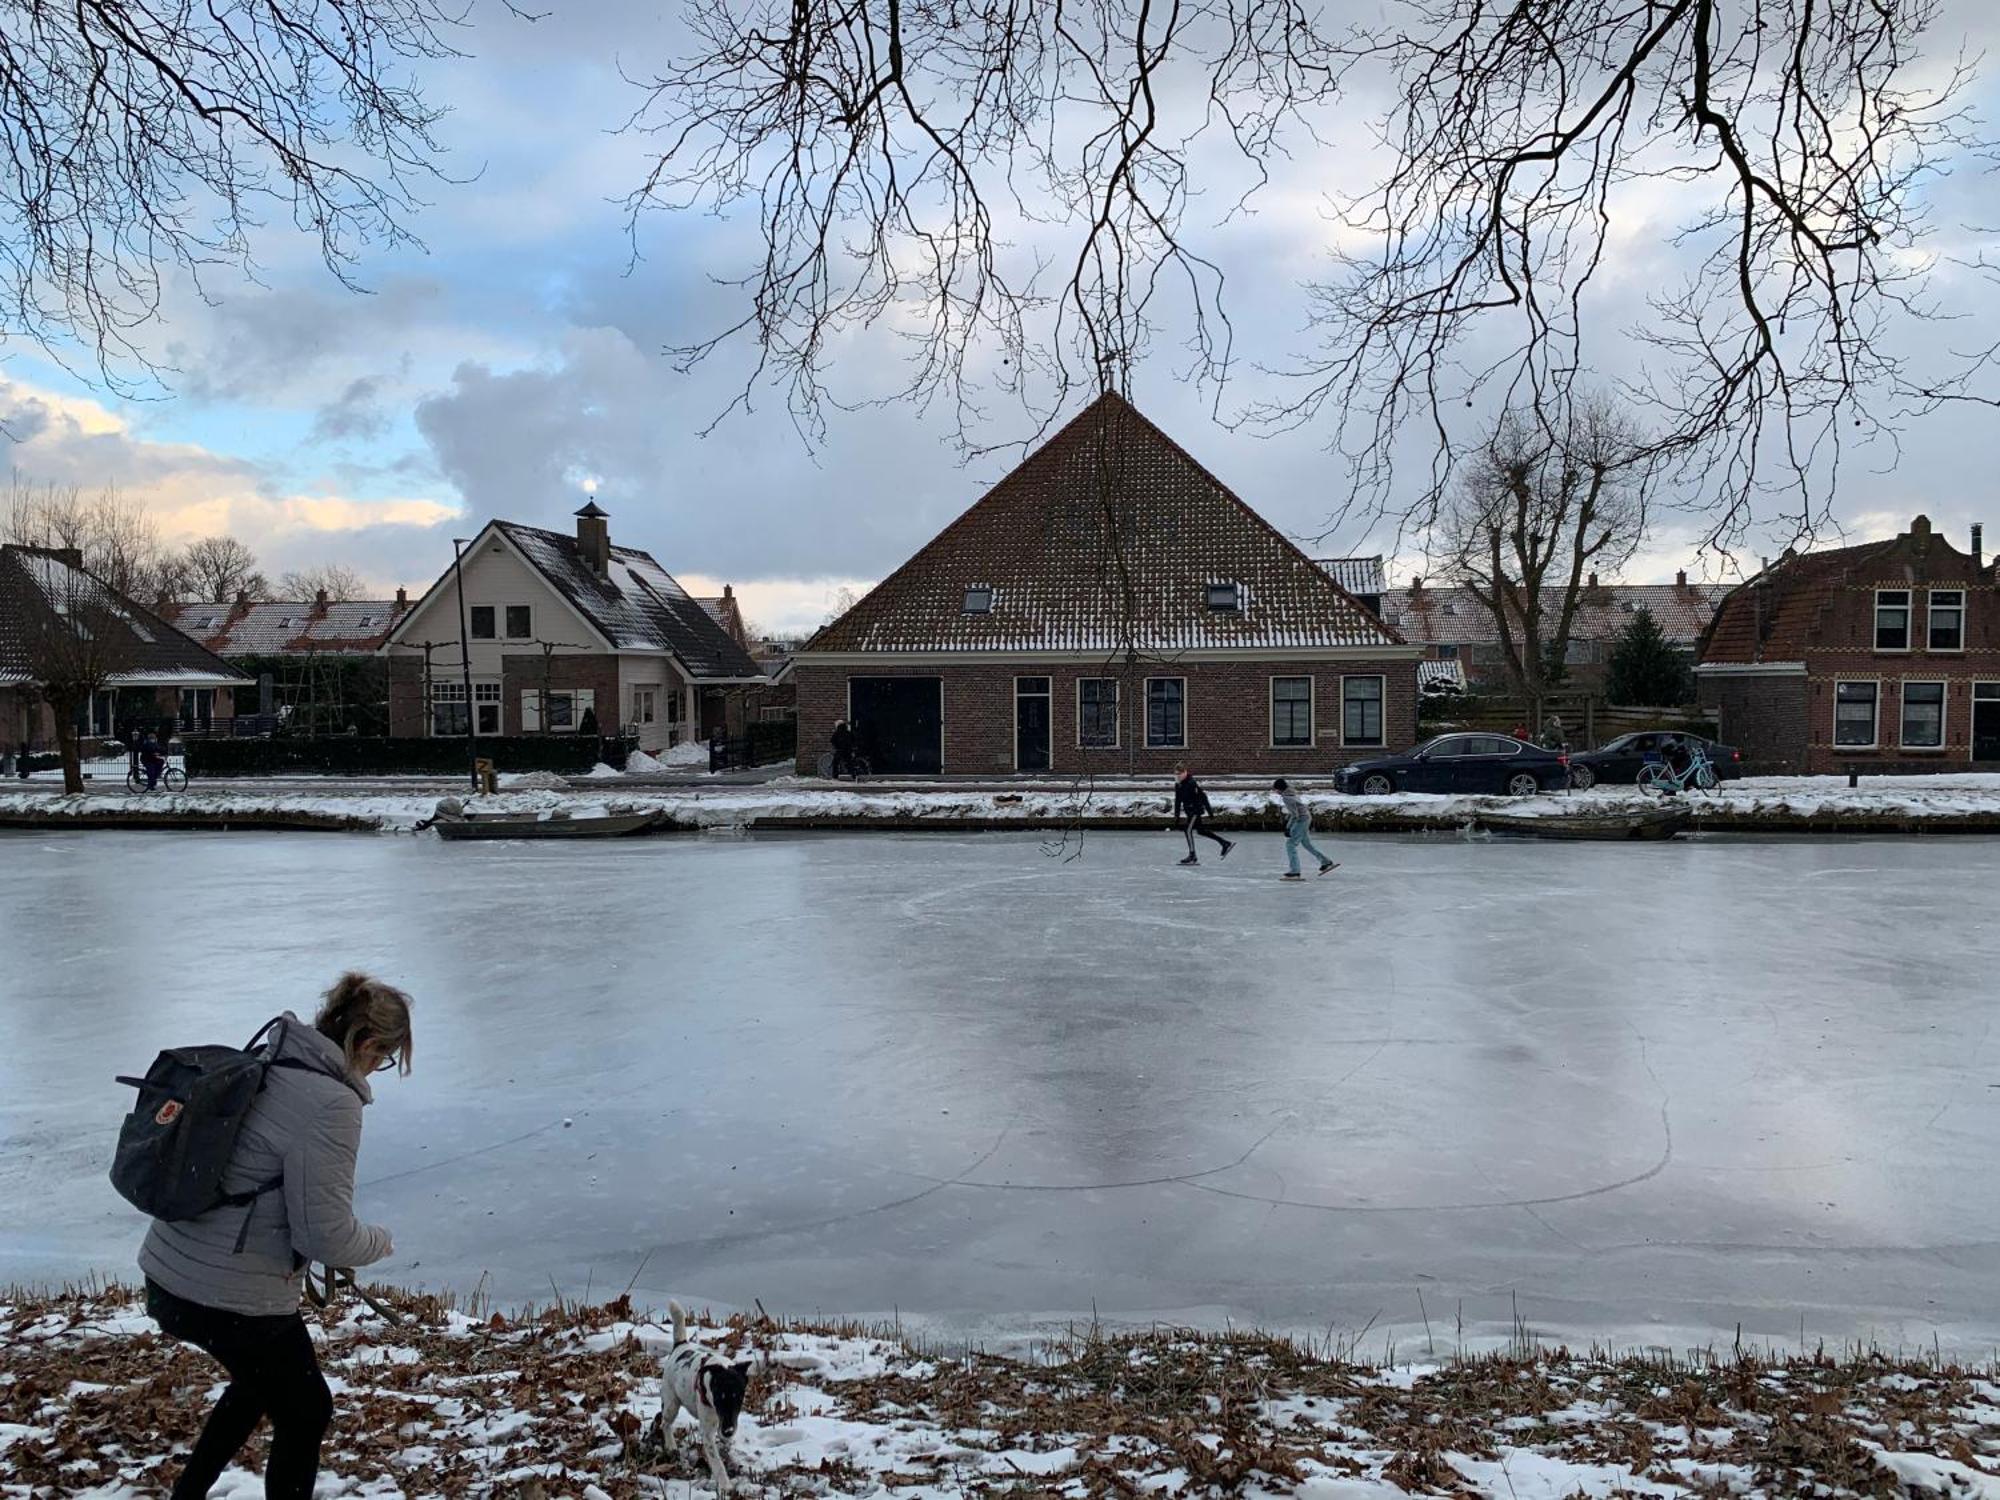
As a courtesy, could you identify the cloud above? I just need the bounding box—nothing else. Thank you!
[311,377,393,442]
[0,378,459,592]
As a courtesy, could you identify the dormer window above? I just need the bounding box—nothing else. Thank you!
[963,585,993,615]
[1206,582,1240,612]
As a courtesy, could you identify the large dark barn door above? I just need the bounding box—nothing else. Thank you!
[850,677,944,774]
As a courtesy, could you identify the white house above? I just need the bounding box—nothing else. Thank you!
[383,503,765,752]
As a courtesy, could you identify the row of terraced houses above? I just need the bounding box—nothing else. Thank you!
[3,391,1994,778]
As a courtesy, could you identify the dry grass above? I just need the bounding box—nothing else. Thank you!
[3,1285,1997,1496]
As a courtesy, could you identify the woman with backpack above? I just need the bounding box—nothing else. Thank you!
[139,974,412,1499]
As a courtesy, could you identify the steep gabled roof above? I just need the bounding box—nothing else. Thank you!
[0,546,248,688]
[1383,582,1730,647]
[807,393,1404,654]
[494,522,762,679]
[166,600,408,657]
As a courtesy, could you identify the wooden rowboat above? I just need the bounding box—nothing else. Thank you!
[1476,806,1692,842]
[429,808,663,840]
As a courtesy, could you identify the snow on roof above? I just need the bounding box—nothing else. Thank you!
[496,523,761,679]
[1417,659,1468,692]
[806,393,1404,655]
[164,599,408,656]
[1383,582,1729,646]
[0,546,249,687]
[1316,556,1386,598]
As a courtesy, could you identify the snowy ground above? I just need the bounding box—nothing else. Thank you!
[6,1284,2000,1499]
[9,771,2000,830]
[3,830,1999,1361]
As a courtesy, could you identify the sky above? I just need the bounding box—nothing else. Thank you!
[2,1,1997,637]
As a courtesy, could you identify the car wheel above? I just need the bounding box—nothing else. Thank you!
[1506,772,1541,797]
[1360,772,1395,796]
[1568,763,1596,791]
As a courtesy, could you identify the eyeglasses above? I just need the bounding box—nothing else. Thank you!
[370,1051,402,1075]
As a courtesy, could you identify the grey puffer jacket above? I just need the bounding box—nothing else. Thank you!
[139,1014,392,1315]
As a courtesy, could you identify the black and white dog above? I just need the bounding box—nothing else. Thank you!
[648,1300,753,1494]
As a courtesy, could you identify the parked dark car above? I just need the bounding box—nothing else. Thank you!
[1566,731,1743,790]
[1334,732,1572,797]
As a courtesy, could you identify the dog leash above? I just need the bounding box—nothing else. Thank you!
[304,1263,406,1326]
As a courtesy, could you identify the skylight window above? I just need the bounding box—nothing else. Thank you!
[276,616,295,628]
[1206,582,1241,612]
[197,615,219,629]
[355,615,376,627]
[963,585,993,615]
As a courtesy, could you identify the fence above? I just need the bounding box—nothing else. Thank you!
[709,719,798,772]
[188,734,636,778]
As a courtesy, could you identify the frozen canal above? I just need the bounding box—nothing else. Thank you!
[2,829,1997,1353]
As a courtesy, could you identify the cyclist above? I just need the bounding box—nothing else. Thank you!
[828,719,860,780]
[139,730,167,792]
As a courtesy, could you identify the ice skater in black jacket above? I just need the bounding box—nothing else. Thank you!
[1173,765,1235,866]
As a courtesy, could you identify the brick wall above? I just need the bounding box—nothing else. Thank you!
[793,658,1420,775]
[500,652,622,734]
[1700,674,1809,775]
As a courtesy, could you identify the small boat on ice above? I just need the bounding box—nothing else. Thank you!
[423,798,663,840]
[1476,805,1692,842]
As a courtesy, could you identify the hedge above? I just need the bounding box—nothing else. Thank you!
[186,734,635,778]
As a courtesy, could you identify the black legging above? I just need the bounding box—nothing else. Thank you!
[146,1279,333,1499]
[1183,813,1229,855]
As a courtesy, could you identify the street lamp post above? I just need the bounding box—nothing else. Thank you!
[450,538,479,794]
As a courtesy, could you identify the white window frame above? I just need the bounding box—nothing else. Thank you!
[1269,674,1315,749]
[632,686,658,726]
[1340,674,1386,747]
[1928,588,1966,653]
[1832,678,1880,750]
[504,604,534,640]
[1013,674,1052,770]
[431,680,469,738]
[1144,676,1187,750]
[1874,589,1912,653]
[1899,679,1947,751]
[473,680,502,737]
[1076,677,1120,750]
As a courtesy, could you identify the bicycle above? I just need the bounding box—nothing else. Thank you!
[127,762,188,793]
[1635,744,1717,795]
[816,749,872,780]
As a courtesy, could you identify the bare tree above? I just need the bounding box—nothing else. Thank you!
[1282,0,1988,552]
[634,0,1988,549]
[4,479,175,603]
[623,0,1343,442]
[181,537,270,604]
[1437,401,1651,722]
[0,0,495,381]
[278,564,370,603]
[3,547,140,793]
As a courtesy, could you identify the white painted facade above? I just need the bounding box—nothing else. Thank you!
[389,531,701,752]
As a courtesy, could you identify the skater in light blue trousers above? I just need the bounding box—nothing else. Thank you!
[1272,778,1336,880]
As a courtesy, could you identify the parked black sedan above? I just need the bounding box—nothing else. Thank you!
[1565,731,1743,790]
[1334,733,1572,797]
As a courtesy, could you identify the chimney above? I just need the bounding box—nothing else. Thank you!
[574,500,611,577]
[1973,523,1984,570]
[1676,569,1688,588]
[394,586,409,611]
[722,583,734,600]
[233,589,249,608]
[313,588,329,614]
[1588,571,1599,589]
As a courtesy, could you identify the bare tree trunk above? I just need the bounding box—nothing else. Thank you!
[48,690,85,795]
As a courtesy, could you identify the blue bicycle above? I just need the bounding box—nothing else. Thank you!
[1636,742,1717,795]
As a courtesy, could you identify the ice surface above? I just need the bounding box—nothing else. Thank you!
[2,829,1997,1354]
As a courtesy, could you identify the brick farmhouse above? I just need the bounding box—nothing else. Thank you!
[789,393,1422,776]
[1695,515,1999,774]
[383,504,764,753]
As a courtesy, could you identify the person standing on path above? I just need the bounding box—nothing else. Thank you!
[1273,778,1336,880]
[141,974,412,1500]
[1174,764,1234,865]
